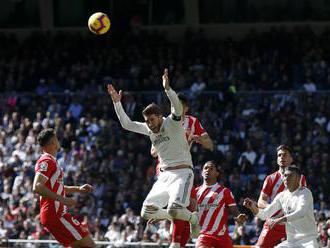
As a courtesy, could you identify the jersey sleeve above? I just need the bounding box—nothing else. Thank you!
[224,188,236,206]
[261,175,273,197]
[35,159,56,179]
[194,118,207,136]
[190,187,197,200]
[114,102,149,135]
[165,88,183,123]
[257,192,283,220]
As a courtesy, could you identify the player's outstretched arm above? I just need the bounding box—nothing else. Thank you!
[107,84,149,135]
[257,192,270,209]
[244,196,281,221]
[190,133,214,151]
[162,69,183,119]
[64,184,94,194]
[200,133,214,151]
[33,173,76,208]
[229,205,248,225]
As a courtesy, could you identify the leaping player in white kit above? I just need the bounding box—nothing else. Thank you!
[107,69,200,237]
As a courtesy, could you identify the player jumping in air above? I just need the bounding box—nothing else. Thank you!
[107,69,200,237]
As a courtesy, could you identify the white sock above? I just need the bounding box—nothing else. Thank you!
[170,207,196,224]
[156,208,172,220]
[142,206,172,220]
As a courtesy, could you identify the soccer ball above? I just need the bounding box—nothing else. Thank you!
[88,12,111,35]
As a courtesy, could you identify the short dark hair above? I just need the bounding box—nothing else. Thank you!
[204,160,222,173]
[285,165,301,176]
[142,103,162,116]
[276,144,293,156]
[177,93,189,106]
[37,128,55,147]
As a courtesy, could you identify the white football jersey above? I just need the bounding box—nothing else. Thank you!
[148,116,192,169]
[113,88,193,169]
[257,187,318,243]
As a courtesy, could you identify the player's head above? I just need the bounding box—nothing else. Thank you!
[37,128,60,152]
[276,144,294,168]
[177,93,189,115]
[142,103,163,133]
[283,165,301,191]
[202,160,220,184]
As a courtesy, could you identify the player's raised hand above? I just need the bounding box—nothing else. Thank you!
[162,68,170,90]
[243,198,257,210]
[189,134,202,144]
[79,184,94,193]
[61,197,76,208]
[107,84,122,103]
[234,213,248,225]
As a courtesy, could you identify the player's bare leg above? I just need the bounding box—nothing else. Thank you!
[71,235,95,248]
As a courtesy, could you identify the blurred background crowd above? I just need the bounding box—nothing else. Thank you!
[0,27,329,247]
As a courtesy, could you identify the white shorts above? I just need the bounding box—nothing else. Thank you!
[275,238,319,248]
[143,168,194,208]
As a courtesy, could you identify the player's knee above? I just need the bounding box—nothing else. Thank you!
[141,205,158,219]
[167,203,183,219]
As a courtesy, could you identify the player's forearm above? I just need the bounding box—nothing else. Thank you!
[165,88,183,117]
[256,200,281,220]
[229,205,241,218]
[114,102,148,134]
[257,199,269,209]
[114,102,133,129]
[200,135,214,151]
[33,183,64,202]
[64,185,80,193]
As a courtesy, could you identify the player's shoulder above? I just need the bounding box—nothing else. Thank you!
[299,186,312,195]
[36,154,56,166]
[195,185,202,192]
[265,170,280,181]
[222,185,233,194]
[186,115,198,121]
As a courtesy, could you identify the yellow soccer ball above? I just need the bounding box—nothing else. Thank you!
[88,12,111,35]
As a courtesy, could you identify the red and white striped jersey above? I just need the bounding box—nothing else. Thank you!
[262,170,307,201]
[183,115,206,139]
[194,183,236,237]
[35,153,66,219]
[261,170,306,217]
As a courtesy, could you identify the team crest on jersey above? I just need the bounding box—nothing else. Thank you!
[39,162,48,171]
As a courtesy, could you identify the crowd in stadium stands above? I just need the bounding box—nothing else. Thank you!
[0,26,329,246]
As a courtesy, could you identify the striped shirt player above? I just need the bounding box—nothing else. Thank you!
[257,170,307,247]
[35,153,90,246]
[194,183,237,247]
[196,183,236,248]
